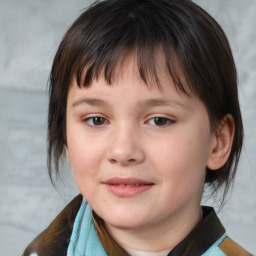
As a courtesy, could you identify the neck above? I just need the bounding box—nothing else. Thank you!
[105,204,203,252]
[124,246,172,256]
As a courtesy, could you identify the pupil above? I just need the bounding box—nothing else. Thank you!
[154,117,167,126]
[93,117,104,125]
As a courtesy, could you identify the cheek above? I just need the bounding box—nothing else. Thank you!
[151,130,209,184]
[67,135,105,178]
[68,141,105,199]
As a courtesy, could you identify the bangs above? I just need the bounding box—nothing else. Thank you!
[69,1,189,94]
[76,43,187,94]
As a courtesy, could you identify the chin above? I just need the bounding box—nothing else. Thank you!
[94,203,150,229]
[104,212,148,230]
[109,220,144,230]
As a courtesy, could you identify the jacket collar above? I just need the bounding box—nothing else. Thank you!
[168,206,225,256]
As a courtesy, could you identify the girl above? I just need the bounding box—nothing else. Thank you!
[22,0,253,255]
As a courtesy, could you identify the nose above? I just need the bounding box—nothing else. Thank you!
[106,126,145,166]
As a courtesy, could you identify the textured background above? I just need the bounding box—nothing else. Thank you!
[0,0,255,255]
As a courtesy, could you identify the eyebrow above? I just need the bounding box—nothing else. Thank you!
[71,97,187,109]
[138,98,187,109]
[72,98,109,108]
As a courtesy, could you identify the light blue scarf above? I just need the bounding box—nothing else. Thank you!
[67,198,108,256]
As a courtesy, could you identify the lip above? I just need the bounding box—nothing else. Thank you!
[103,177,154,197]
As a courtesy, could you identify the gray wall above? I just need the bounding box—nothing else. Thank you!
[0,0,255,255]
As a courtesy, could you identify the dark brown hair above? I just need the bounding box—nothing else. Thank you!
[48,0,243,203]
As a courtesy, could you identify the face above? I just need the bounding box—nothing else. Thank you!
[66,55,215,235]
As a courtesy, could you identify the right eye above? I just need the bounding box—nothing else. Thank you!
[84,116,108,126]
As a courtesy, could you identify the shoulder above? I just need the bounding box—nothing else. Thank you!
[218,236,253,256]
[22,194,83,256]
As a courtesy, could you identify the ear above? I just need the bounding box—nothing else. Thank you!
[207,114,235,170]
[66,146,71,164]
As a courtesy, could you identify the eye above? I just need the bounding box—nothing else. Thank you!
[148,117,174,126]
[84,116,108,126]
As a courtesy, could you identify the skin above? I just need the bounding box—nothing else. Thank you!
[66,55,234,252]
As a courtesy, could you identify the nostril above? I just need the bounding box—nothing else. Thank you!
[109,158,117,164]
[108,158,136,164]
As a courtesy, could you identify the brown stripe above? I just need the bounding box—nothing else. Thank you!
[219,237,252,256]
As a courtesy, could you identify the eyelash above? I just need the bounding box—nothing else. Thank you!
[83,116,175,127]
[147,117,175,127]
[83,116,109,126]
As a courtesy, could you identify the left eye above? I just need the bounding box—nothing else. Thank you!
[84,117,107,126]
[148,117,173,126]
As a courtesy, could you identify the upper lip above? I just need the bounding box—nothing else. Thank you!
[104,177,154,185]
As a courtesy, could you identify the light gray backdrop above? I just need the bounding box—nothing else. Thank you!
[0,0,255,255]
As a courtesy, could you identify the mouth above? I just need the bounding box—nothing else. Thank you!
[103,177,154,197]
[117,184,142,187]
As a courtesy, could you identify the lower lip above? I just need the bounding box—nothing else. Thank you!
[105,184,153,197]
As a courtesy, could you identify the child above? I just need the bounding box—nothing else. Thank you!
[22,0,253,255]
